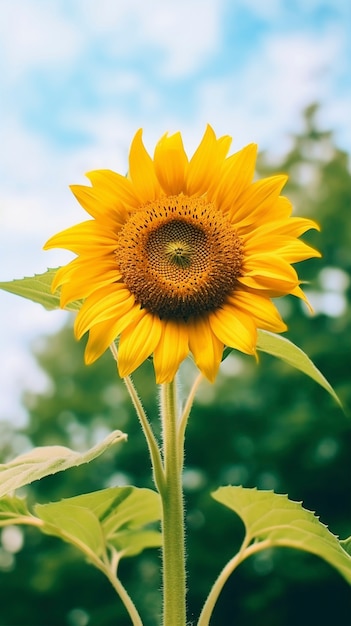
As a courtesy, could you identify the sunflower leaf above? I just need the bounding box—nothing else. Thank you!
[340,537,351,556]
[37,502,105,555]
[35,486,161,559]
[0,430,127,498]
[256,330,342,407]
[0,495,43,535]
[0,268,81,311]
[0,495,32,521]
[212,486,351,584]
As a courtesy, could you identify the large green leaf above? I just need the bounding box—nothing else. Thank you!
[0,268,81,311]
[257,330,342,407]
[51,485,162,531]
[0,430,127,498]
[109,529,162,557]
[212,486,351,584]
[35,486,161,559]
[35,502,105,554]
[0,487,161,589]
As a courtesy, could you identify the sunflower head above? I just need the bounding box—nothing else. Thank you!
[115,194,244,320]
[44,125,320,383]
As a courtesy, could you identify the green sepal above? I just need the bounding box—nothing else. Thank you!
[0,430,127,498]
[212,486,351,584]
[0,268,81,311]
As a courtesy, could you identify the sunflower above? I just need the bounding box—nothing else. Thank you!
[44,125,319,383]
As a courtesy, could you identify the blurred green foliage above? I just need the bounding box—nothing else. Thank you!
[1,105,350,626]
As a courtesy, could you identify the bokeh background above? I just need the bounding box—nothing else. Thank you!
[0,1,350,625]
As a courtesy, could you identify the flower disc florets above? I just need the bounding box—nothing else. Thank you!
[116,195,243,320]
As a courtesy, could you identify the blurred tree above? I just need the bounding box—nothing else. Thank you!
[0,105,350,626]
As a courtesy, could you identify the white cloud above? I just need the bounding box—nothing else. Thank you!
[293,0,351,16]
[235,0,284,20]
[139,0,223,77]
[0,0,224,82]
[0,120,57,188]
[0,0,83,79]
[76,0,224,77]
[236,0,350,21]
[195,28,348,153]
[0,297,67,426]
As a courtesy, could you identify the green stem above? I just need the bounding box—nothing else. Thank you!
[123,373,165,494]
[160,379,187,626]
[197,539,271,626]
[3,515,143,625]
[106,575,143,626]
[109,343,165,494]
[177,372,203,469]
[103,551,144,626]
[37,516,144,626]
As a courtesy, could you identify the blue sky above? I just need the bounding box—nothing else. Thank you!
[1,0,350,425]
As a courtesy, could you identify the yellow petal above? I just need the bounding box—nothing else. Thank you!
[43,221,117,254]
[228,291,287,333]
[85,169,139,211]
[70,184,128,227]
[50,262,74,293]
[84,305,145,364]
[286,216,320,235]
[186,125,232,196]
[153,132,188,194]
[212,143,258,213]
[240,254,299,291]
[84,319,121,363]
[209,304,257,355]
[231,175,288,226]
[261,195,293,222]
[251,216,320,239]
[188,316,223,382]
[291,285,314,312]
[278,239,321,263]
[118,313,163,378]
[236,195,292,230]
[240,215,320,243]
[243,232,321,263]
[55,257,121,307]
[74,284,134,339]
[153,320,189,383]
[128,129,162,203]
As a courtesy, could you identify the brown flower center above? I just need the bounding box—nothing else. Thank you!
[115,195,243,319]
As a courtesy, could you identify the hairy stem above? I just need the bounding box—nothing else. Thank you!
[109,343,165,493]
[160,379,187,626]
[102,553,144,626]
[178,372,203,468]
